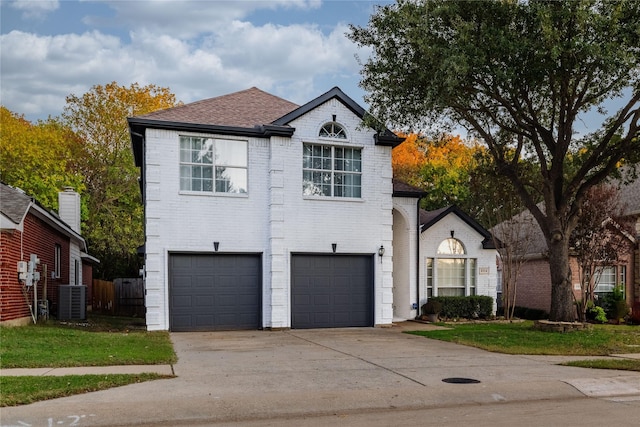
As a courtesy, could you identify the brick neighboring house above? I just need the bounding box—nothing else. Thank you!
[0,183,98,325]
[492,176,640,317]
[128,87,499,332]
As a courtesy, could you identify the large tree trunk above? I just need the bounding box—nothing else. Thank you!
[547,238,576,321]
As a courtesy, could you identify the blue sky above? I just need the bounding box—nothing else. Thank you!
[1,0,630,137]
[1,0,392,122]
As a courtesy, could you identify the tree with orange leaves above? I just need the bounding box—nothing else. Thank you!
[393,133,482,212]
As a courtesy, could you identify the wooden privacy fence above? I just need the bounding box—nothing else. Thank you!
[92,278,145,317]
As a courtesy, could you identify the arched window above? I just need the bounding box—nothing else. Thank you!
[319,122,347,139]
[427,238,476,297]
[437,238,465,255]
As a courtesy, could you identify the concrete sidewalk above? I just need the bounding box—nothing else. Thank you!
[2,322,639,427]
[0,364,174,377]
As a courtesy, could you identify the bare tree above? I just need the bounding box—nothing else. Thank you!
[490,200,538,320]
[570,184,635,321]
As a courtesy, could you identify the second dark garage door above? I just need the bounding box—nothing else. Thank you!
[291,254,374,329]
[169,253,261,331]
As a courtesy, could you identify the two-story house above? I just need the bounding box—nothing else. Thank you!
[128,87,498,331]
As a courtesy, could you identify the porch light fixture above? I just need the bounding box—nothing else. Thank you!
[378,245,385,257]
[214,241,220,252]
[450,230,455,238]
[332,243,337,253]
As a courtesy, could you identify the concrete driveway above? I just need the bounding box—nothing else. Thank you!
[2,322,639,426]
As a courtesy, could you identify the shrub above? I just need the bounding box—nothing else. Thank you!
[421,300,442,315]
[602,285,627,320]
[630,302,640,325]
[587,305,607,324]
[429,296,493,319]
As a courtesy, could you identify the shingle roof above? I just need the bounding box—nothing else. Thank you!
[616,173,640,217]
[136,87,299,128]
[0,182,32,225]
[393,179,427,198]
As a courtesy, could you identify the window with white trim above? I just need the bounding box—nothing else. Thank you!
[179,136,247,194]
[54,244,61,279]
[594,265,625,298]
[427,238,477,297]
[302,144,362,198]
[319,122,347,139]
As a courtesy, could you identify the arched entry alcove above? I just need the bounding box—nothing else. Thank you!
[392,207,412,320]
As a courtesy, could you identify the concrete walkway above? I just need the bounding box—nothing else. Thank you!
[1,322,639,426]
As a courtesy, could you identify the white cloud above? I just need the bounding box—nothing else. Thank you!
[0,1,370,121]
[85,0,322,39]
[9,0,59,19]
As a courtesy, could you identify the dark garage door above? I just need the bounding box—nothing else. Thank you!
[169,254,261,331]
[291,254,373,329]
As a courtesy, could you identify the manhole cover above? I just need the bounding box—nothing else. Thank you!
[442,377,481,384]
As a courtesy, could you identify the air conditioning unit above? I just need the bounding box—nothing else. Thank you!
[58,285,86,320]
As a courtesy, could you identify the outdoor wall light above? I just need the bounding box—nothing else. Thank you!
[214,241,220,252]
[378,245,385,257]
[332,243,337,253]
[450,230,455,238]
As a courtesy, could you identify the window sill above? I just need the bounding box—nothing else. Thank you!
[302,196,364,202]
[179,191,249,198]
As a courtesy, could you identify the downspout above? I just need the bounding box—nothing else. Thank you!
[415,196,423,319]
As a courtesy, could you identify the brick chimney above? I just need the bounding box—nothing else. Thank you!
[58,187,81,234]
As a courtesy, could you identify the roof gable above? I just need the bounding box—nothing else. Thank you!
[273,87,403,147]
[0,183,32,225]
[0,182,86,250]
[420,205,496,249]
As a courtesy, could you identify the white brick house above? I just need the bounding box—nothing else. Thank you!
[391,196,498,320]
[128,87,497,331]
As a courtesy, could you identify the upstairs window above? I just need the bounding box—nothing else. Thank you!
[319,122,347,139]
[180,136,247,194]
[302,144,362,198]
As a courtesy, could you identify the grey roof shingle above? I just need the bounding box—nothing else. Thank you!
[616,173,640,217]
[393,179,427,198]
[136,87,299,128]
[0,183,32,225]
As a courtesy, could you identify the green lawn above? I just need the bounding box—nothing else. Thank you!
[407,321,640,371]
[0,315,177,407]
[0,321,176,368]
[1,374,172,407]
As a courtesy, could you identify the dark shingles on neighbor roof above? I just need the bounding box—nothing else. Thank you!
[0,182,33,225]
[615,174,640,217]
[136,87,300,129]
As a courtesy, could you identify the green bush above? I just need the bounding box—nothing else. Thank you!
[421,300,442,315]
[429,296,493,319]
[587,304,607,324]
[602,286,629,321]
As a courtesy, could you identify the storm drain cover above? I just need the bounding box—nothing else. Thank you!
[442,377,481,384]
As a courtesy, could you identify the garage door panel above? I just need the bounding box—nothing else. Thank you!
[292,254,373,329]
[169,254,261,331]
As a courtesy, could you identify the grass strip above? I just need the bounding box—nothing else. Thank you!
[406,321,640,355]
[0,326,176,368]
[0,373,174,407]
[561,359,640,371]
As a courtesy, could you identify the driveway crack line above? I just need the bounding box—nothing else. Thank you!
[285,331,427,387]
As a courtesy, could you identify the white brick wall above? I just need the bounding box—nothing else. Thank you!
[419,212,498,312]
[142,98,395,330]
